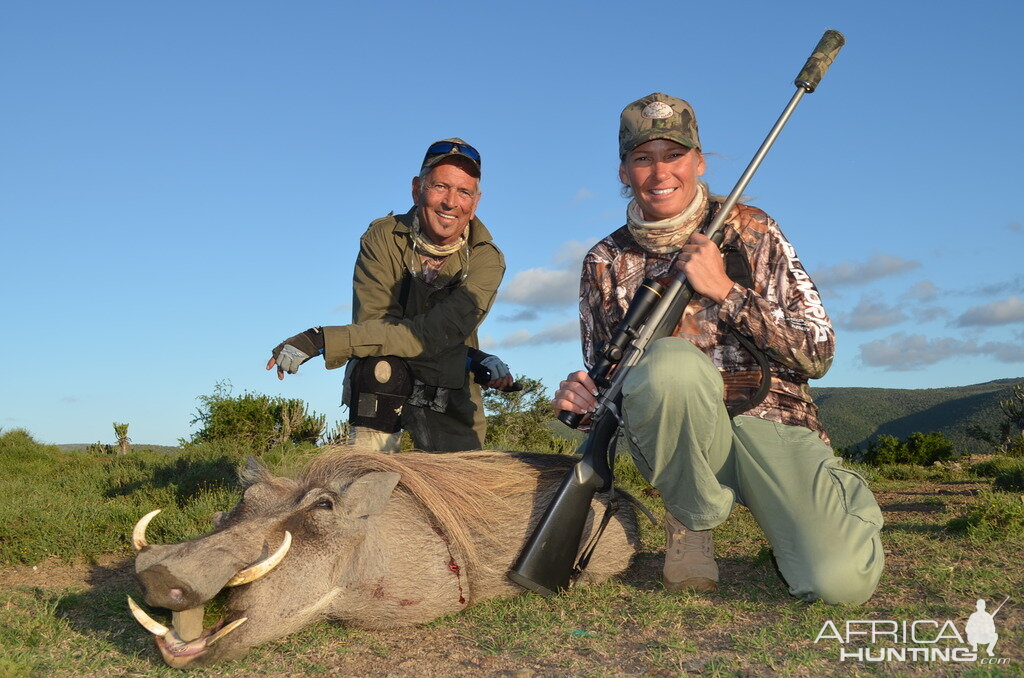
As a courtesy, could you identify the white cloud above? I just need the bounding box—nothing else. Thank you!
[835,297,908,331]
[812,254,920,289]
[572,188,595,204]
[955,295,1024,327]
[901,281,938,302]
[858,333,979,371]
[499,268,579,307]
[499,309,539,322]
[968,277,1024,296]
[552,239,598,267]
[913,306,948,323]
[499,239,598,310]
[499,319,579,348]
[980,341,1024,363]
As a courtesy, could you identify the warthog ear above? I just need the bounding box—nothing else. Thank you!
[338,471,401,518]
[239,456,269,489]
[211,511,228,528]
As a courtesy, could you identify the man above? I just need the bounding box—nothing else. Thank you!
[553,94,884,604]
[268,138,513,452]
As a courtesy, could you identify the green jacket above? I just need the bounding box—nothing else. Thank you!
[323,208,505,389]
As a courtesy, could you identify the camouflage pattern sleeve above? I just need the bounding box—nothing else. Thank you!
[717,208,835,379]
[579,250,603,370]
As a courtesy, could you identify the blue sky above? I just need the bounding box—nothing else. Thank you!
[3,1,1022,446]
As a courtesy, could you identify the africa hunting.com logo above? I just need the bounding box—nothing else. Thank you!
[814,597,1012,665]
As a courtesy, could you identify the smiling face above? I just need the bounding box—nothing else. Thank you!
[619,138,705,221]
[411,161,481,246]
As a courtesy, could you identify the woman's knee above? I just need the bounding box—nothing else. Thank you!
[628,338,721,401]
[786,542,884,605]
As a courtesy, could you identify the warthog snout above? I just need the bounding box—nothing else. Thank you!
[129,508,292,667]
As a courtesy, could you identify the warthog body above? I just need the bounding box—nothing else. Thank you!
[133,449,640,666]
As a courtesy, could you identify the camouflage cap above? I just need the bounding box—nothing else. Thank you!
[421,138,482,178]
[619,93,701,159]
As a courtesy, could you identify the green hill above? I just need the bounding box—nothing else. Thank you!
[812,377,1024,454]
[548,377,1023,457]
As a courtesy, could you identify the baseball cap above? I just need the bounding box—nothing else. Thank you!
[619,93,701,159]
[420,138,482,177]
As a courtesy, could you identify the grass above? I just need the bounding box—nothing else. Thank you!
[2,429,1023,676]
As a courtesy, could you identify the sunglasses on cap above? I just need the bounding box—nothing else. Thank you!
[423,141,481,166]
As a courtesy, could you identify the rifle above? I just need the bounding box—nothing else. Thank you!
[507,30,846,596]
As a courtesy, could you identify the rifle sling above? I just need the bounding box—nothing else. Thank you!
[720,243,772,416]
[572,496,620,579]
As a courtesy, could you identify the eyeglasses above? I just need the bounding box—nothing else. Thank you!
[424,141,481,166]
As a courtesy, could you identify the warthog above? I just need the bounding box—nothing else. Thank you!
[130,449,640,667]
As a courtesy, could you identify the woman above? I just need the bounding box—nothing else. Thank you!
[553,93,883,604]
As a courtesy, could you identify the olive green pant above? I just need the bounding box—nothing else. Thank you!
[621,338,884,604]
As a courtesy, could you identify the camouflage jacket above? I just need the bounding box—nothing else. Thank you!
[323,208,505,389]
[580,200,834,442]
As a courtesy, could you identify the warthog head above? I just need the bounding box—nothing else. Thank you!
[130,456,402,667]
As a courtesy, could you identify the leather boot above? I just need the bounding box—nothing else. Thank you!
[663,511,718,592]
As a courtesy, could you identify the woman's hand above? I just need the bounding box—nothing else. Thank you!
[675,232,734,303]
[552,370,599,425]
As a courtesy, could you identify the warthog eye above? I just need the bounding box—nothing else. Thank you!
[313,497,334,510]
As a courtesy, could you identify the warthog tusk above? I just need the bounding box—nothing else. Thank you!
[225,531,292,587]
[128,595,169,637]
[206,617,248,646]
[132,509,161,551]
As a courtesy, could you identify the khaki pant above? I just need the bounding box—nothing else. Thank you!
[621,337,885,604]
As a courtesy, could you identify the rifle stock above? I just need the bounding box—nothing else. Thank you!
[507,413,617,596]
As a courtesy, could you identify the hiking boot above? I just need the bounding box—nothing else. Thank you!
[663,512,718,592]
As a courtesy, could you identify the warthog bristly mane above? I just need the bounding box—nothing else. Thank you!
[298,448,572,597]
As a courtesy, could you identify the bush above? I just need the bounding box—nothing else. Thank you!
[181,381,326,452]
[856,432,955,467]
[945,490,1024,539]
[875,463,931,481]
[969,456,1021,478]
[992,461,1024,492]
[0,429,40,450]
[483,375,573,452]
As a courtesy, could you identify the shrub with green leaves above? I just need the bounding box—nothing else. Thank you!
[483,375,574,453]
[182,381,326,451]
[855,431,955,467]
[970,455,1021,478]
[0,428,40,451]
[992,460,1024,492]
[945,490,1024,539]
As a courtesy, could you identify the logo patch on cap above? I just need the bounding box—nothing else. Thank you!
[641,101,674,119]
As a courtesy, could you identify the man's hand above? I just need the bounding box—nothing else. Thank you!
[479,354,515,390]
[674,232,734,304]
[266,327,325,380]
[552,370,599,426]
[468,349,515,391]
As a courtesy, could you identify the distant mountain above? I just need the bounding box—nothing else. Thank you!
[812,377,1024,454]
